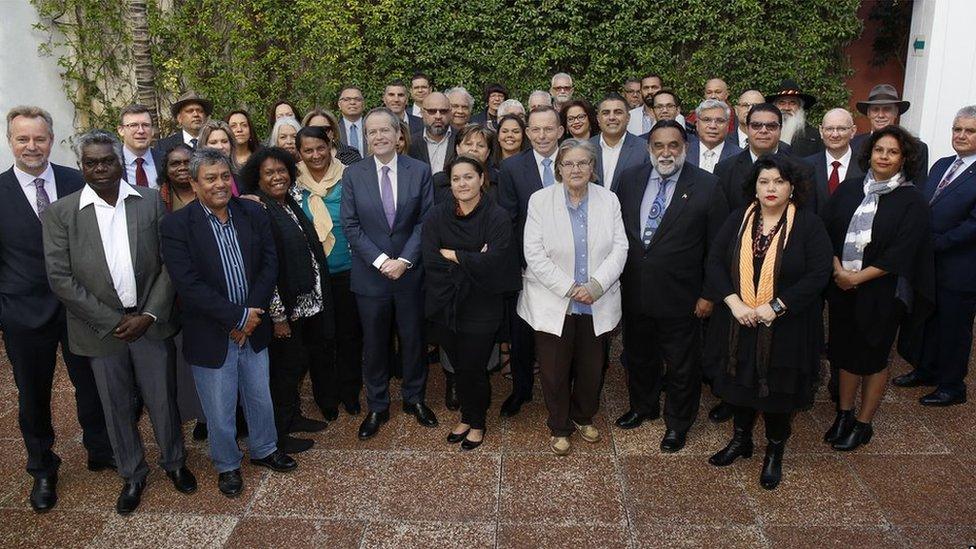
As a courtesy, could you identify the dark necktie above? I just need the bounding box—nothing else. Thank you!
[931,157,966,203]
[380,166,396,228]
[34,178,51,218]
[827,160,841,195]
[190,138,198,149]
[135,157,149,187]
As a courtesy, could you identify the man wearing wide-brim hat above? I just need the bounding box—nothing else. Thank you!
[765,79,824,157]
[154,91,213,158]
[852,83,929,186]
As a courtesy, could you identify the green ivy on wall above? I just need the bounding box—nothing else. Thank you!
[32,0,863,137]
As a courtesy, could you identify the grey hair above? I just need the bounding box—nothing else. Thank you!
[189,148,231,180]
[496,99,525,118]
[363,107,402,134]
[554,138,599,183]
[955,105,976,120]
[445,86,475,108]
[6,105,54,139]
[528,90,552,104]
[74,129,123,165]
[267,116,302,147]
[695,99,731,120]
[550,72,573,86]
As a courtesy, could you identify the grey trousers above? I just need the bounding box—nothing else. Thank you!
[90,337,185,483]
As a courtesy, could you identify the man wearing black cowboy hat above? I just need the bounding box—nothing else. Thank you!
[766,79,823,158]
[154,91,213,158]
[851,83,929,186]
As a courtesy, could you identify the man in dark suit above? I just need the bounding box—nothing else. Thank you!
[766,79,824,158]
[471,83,508,130]
[154,91,211,158]
[117,104,161,187]
[852,84,929,186]
[340,107,437,439]
[590,93,649,192]
[614,121,728,452]
[894,106,976,406]
[382,80,424,135]
[802,108,864,215]
[337,85,367,157]
[497,105,565,417]
[161,148,296,498]
[43,130,194,514]
[0,106,113,512]
[685,99,742,174]
[408,92,456,174]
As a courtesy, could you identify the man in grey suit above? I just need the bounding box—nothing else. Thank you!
[43,130,195,515]
[591,93,649,192]
[685,99,741,173]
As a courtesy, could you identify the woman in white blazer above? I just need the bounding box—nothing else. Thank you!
[517,138,628,456]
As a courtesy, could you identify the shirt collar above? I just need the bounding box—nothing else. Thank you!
[533,149,557,167]
[78,181,141,210]
[376,154,399,176]
[13,162,54,190]
[182,129,197,145]
[650,166,682,183]
[827,147,852,168]
[563,184,589,210]
[702,140,725,154]
[599,134,624,150]
[957,152,976,165]
[123,145,153,165]
[343,116,361,128]
[423,126,452,145]
[750,147,778,163]
[200,199,233,221]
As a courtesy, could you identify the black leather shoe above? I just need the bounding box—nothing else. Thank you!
[445,373,460,411]
[500,393,531,417]
[614,409,659,430]
[357,410,390,440]
[116,480,146,515]
[321,407,339,422]
[218,469,243,498]
[278,434,314,454]
[29,475,57,513]
[344,400,362,416]
[87,459,117,472]
[447,429,470,444]
[403,402,439,427]
[823,409,855,443]
[709,427,754,466]
[708,402,735,423]
[760,440,785,490]
[192,421,208,441]
[919,390,967,407]
[288,416,328,433]
[461,429,486,451]
[166,466,198,494]
[893,370,937,388]
[251,450,297,472]
[832,420,873,451]
[660,429,687,453]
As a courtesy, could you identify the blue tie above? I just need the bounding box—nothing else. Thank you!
[349,123,361,155]
[642,177,670,247]
[542,158,555,187]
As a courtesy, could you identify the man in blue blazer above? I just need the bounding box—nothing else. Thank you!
[161,148,296,497]
[497,105,565,417]
[341,107,437,439]
[685,99,741,174]
[0,106,113,512]
[590,93,650,192]
[894,106,976,406]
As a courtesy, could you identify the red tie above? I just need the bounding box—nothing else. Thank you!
[827,160,841,195]
[135,157,149,187]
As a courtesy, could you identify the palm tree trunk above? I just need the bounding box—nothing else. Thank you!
[127,0,160,126]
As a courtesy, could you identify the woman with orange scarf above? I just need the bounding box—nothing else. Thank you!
[703,155,832,490]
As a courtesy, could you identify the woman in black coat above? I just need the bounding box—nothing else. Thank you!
[821,125,932,452]
[704,155,833,490]
[422,156,520,451]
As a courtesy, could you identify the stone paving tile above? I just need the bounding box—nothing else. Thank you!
[0,439,30,508]
[898,526,976,549]
[88,512,238,548]
[631,524,766,548]
[808,401,950,455]
[763,525,905,548]
[0,509,110,548]
[497,523,629,549]
[225,517,364,548]
[499,401,614,455]
[360,521,496,549]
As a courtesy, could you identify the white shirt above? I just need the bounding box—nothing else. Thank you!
[824,146,853,182]
[599,134,625,184]
[14,163,57,217]
[699,141,726,173]
[181,129,198,147]
[750,147,779,163]
[737,127,749,149]
[123,146,159,188]
[371,155,412,269]
[411,103,423,117]
[342,116,364,155]
[533,149,558,184]
[78,183,141,308]
[424,127,452,174]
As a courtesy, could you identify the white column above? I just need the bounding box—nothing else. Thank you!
[902,0,976,165]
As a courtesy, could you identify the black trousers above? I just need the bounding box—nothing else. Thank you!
[2,318,112,479]
[507,295,535,399]
[316,271,363,409]
[622,311,702,432]
[536,315,607,437]
[440,329,495,429]
[918,286,975,396]
[269,312,329,436]
[357,290,427,411]
[733,406,792,441]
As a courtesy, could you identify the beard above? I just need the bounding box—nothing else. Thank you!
[650,150,687,177]
[780,108,806,144]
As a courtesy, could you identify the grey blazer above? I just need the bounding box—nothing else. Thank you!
[42,184,177,357]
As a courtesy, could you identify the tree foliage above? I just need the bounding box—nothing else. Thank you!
[33,0,863,136]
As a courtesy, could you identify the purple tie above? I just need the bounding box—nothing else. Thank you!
[931,157,966,203]
[34,178,51,218]
[380,165,396,228]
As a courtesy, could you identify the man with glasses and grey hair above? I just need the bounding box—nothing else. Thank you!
[550,72,575,111]
[686,99,741,173]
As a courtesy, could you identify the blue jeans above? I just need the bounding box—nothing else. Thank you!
[192,341,277,473]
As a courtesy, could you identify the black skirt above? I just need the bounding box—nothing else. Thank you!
[827,287,904,375]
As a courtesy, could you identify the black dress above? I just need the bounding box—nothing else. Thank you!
[821,176,931,375]
[703,206,833,413]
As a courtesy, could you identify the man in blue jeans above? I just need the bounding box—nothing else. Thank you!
[160,148,296,497]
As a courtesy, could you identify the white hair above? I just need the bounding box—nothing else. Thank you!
[956,105,976,120]
[528,90,552,105]
[267,116,302,147]
[497,99,525,118]
[780,107,807,144]
[445,87,474,108]
[550,72,573,86]
[695,99,731,120]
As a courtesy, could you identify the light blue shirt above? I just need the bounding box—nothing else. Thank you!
[566,187,591,315]
[640,167,681,236]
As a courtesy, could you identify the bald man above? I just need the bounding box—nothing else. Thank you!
[732,90,765,149]
[409,92,456,174]
[802,108,863,214]
[686,78,737,136]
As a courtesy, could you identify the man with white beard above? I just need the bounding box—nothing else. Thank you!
[550,72,575,111]
[766,79,823,157]
[613,120,728,453]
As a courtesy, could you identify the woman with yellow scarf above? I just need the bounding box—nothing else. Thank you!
[703,155,832,490]
[294,126,364,420]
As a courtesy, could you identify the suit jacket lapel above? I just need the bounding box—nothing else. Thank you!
[394,156,412,230]
[124,194,141,278]
[625,164,652,244]
[188,204,225,295]
[362,157,388,230]
[0,169,41,226]
[648,170,693,248]
[932,163,976,206]
[612,137,639,191]
[78,203,117,292]
[524,151,543,190]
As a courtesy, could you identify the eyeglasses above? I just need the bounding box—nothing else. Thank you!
[821,126,853,134]
[653,103,678,111]
[748,121,781,131]
[566,114,588,123]
[121,122,152,130]
[699,116,728,126]
[424,108,451,115]
[559,160,592,170]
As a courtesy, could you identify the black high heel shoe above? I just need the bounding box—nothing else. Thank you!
[759,439,785,490]
[708,427,754,466]
[823,409,854,443]
[461,429,485,451]
[447,428,469,444]
[831,420,873,451]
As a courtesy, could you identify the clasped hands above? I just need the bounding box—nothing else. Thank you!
[568,284,595,305]
[725,295,776,328]
[113,313,155,342]
[380,258,409,279]
[231,307,264,346]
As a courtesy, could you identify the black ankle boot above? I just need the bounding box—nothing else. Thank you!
[831,420,873,451]
[708,426,754,466]
[823,409,855,443]
[445,372,460,411]
[760,439,785,490]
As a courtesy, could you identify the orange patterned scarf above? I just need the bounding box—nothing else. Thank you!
[737,202,796,307]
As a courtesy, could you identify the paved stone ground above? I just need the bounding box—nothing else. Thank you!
[0,336,974,548]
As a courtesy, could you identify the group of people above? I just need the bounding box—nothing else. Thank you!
[2,69,974,518]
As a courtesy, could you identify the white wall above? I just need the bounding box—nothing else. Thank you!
[0,1,78,168]
[902,0,976,165]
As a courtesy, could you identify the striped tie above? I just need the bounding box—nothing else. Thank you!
[931,157,965,203]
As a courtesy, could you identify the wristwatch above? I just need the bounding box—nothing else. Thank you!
[769,298,786,317]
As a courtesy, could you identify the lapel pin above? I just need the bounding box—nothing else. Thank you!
[682,193,688,199]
